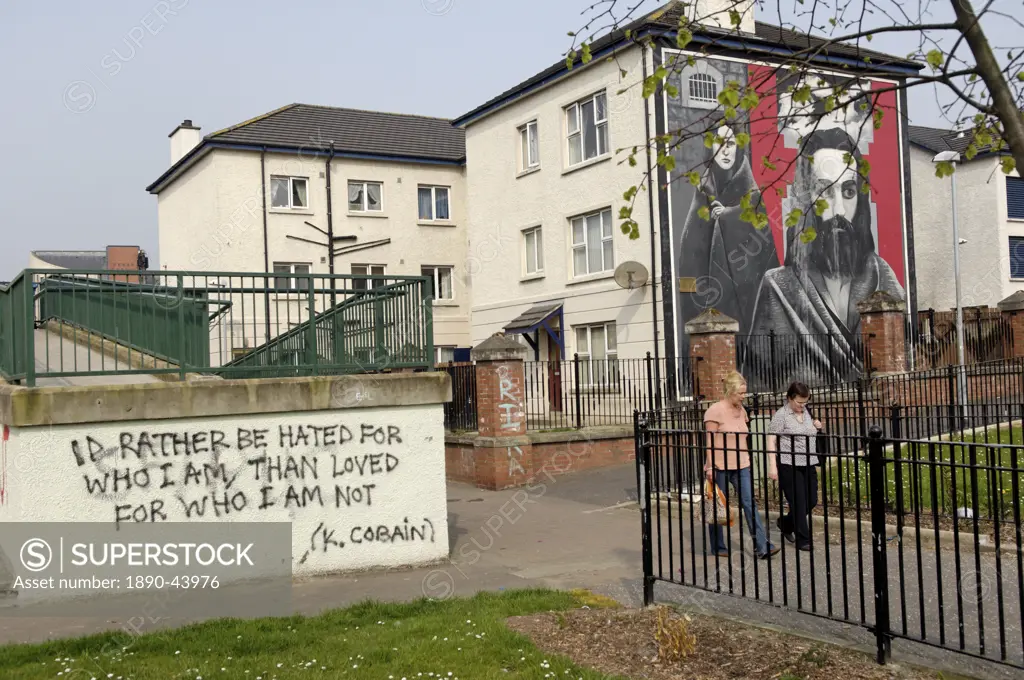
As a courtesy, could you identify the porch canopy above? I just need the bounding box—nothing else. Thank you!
[502,300,564,360]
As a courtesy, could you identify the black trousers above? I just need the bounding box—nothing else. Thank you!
[778,463,819,548]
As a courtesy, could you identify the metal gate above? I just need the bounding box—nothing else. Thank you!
[635,408,1024,670]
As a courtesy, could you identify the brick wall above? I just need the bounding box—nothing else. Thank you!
[444,428,635,490]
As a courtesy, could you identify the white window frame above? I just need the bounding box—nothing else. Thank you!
[434,346,457,364]
[522,225,544,276]
[688,73,718,105]
[518,120,539,172]
[575,322,619,388]
[348,181,384,212]
[418,185,452,221]
[272,262,312,291]
[570,208,615,278]
[351,263,386,290]
[421,265,455,301]
[270,176,309,209]
[565,91,609,167]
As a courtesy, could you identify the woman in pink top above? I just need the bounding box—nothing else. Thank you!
[703,371,779,559]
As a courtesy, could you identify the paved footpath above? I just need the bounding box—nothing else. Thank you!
[0,465,1020,679]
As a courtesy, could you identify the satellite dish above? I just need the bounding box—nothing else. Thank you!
[613,261,649,290]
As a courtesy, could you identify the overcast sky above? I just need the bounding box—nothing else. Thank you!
[0,0,1016,280]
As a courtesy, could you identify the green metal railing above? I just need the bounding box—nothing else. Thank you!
[0,269,435,386]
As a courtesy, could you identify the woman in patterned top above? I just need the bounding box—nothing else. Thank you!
[767,381,823,551]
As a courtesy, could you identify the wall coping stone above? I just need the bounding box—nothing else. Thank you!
[684,309,739,335]
[856,290,906,314]
[0,373,452,428]
[998,290,1024,312]
[470,333,528,362]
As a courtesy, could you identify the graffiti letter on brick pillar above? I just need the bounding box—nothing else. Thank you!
[498,376,521,431]
[507,445,525,476]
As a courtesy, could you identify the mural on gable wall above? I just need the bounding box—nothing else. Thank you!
[667,54,908,390]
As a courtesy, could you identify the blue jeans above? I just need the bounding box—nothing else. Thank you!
[707,468,771,556]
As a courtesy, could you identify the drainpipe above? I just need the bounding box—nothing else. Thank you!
[642,45,663,409]
[261,147,271,345]
[326,142,336,308]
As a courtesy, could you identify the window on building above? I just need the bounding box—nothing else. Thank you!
[570,208,614,277]
[351,264,386,290]
[1010,237,1024,278]
[519,120,539,171]
[575,322,619,386]
[688,73,718,105]
[523,226,544,275]
[270,176,308,209]
[272,262,311,291]
[1008,177,1024,220]
[422,265,454,300]
[348,181,383,212]
[418,185,451,221]
[565,92,608,166]
[435,346,456,364]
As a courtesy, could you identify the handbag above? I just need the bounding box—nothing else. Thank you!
[807,406,828,460]
[702,478,736,527]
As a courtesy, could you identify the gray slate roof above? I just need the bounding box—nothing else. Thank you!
[32,250,107,269]
[908,124,1002,158]
[505,301,563,332]
[208,104,465,163]
[454,1,922,126]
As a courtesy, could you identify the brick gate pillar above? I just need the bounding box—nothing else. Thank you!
[857,291,907,375]
[469,333,532,489]
[997,291,1024,358]
[685,309,739,402]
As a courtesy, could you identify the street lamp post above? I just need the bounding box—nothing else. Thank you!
[932,150,967,421]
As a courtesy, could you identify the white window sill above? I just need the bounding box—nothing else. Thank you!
[516,166,541,179]
[562,154,611,176]
[1007,217,1024,223]
[347,211,388,219]
[418,220,457,228]
[566,271,615,286]
[432,300,459,307]
[269,208,314,215]
[520,273,545,282]
[272,293,312,301]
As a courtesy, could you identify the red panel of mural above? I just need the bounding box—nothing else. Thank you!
[747,64,905,285]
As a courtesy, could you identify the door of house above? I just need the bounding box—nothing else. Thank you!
[547,334,563,412]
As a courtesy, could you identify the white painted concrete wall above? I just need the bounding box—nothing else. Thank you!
[156,149,470,349]
[910,146,1021,310]
[0,403,448,589]
[463,44,664,361]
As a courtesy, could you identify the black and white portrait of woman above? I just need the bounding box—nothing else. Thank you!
[677,122,779,335]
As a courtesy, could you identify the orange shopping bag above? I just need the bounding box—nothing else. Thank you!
[702,478,736,527]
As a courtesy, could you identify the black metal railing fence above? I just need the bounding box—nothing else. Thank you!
[636,408,1024,670]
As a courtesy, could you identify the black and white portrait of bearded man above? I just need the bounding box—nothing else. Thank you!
[745,126,905,387]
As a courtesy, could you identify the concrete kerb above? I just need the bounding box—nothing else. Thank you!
[422,419,625,601]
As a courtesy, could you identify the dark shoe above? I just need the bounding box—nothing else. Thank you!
[776,517,795,543]
[708,549,729,558]
[797,543,811,552]
[759,544,781,559]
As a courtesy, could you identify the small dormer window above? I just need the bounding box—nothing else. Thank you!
[688,73,718,105]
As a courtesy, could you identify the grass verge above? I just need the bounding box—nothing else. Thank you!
[0,589,622,680]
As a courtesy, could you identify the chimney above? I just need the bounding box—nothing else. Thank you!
[685,0,756,35]
[169,119,202,165]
